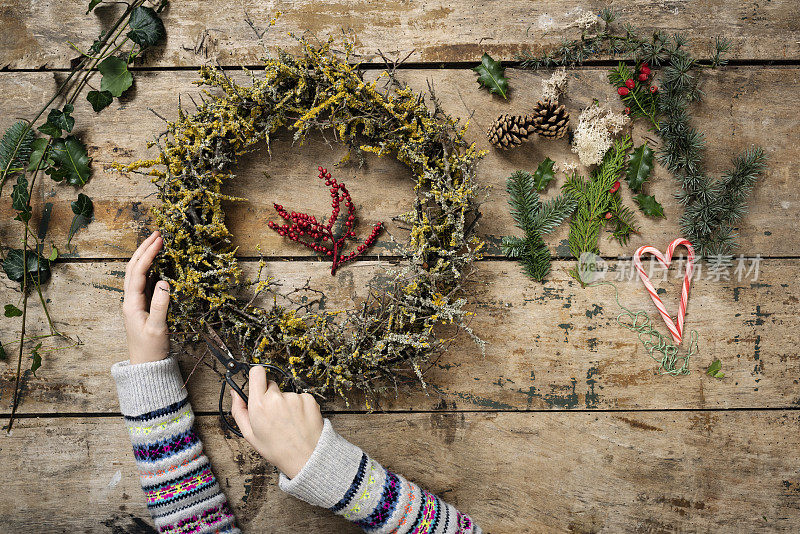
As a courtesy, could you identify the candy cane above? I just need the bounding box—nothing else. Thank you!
[632,238,695,344]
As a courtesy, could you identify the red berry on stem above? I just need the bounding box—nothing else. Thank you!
[610,181,620,194]
[640,65,650,75]
[623,107,631,115]
[617,87,629,96]
[650,85,658,93]
[604,212,613,220]
[638,72,649,82]
[625,79,635,89]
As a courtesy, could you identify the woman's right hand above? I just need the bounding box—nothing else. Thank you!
[230,366,324,479]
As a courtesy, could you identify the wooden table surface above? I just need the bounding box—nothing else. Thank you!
[1,2,799,532]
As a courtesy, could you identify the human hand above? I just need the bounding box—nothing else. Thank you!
[122,230,171,365]
[230,366,324,479]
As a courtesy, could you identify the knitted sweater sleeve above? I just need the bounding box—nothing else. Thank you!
[279,418,482,534]
[111,357,240,534]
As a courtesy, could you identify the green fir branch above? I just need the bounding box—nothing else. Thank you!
[502,162,576,282]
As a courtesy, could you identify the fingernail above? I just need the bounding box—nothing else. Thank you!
[157,281,169,293]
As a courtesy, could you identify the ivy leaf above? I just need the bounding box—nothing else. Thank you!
[706,359,724,379]
[68,193,94,245]
[47,136,92,186]
[99,56,133,97]
[87,90,114,112]
[87,0,102,13]
[127,6,166,48]
[30,342,42,376]
[27,137,50,172]
[472,53,508,100]
[2,249,52,288]
[625,143,654,192]
[4,304,22,317]
[38,104,75,138]
[633,193,665,218]
[532,157,556,192]
[11,174,32,223]
[11,174,31,213]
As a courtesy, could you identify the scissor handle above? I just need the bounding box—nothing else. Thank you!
[218,363,297,438]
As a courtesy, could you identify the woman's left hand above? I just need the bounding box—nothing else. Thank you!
[121,230,172,365]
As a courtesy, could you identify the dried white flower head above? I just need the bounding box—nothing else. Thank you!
[555,160,579,176]
[572,103,629,167]
[573,10,599,31]
[542,67,568,102]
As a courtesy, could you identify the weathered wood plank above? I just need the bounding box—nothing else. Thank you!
[1,258,796,414]
[2,0,799,69]
[0,67,795,258]
[1,411,798,532]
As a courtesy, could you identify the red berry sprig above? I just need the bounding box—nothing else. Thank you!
[612,62,659,127]
[268,167,383,275]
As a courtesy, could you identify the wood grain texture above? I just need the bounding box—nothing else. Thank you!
[0,67,795,259]
[1,258,795,414]
[1,411,798,532]
[2,0,799,69]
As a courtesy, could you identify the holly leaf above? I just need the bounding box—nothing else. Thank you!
[706,359,724,379]
[625,143,654,192]
[99,56,133,97]
[68,193,94,245]
[87,0,102,13]
[30,342,42,376]
[633,193,665,218]
[4,304,22,317]
[87,90,113,112]
[2,249,51,288]
[532,157,556,192]
[47,136,92,186]
[472,53,508,100]
[127,6,166,48]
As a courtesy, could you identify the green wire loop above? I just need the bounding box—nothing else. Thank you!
[588,281,699,376]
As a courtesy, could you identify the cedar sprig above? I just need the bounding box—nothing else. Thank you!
[501,166,576,282]
[562,135,634,261]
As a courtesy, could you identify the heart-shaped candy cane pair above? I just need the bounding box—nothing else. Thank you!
[632,238,695,345]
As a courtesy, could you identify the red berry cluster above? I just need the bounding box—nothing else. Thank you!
[617,63,657,105]
[268,167,383,275]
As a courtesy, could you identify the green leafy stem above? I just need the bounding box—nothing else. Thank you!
[0,0,166,432]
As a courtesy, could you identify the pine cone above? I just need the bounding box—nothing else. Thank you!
[531,100,570,139]
[487,114,536,149]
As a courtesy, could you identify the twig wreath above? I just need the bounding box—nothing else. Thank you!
[117,37,487,407]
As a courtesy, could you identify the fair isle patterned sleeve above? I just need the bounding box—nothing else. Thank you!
[111,357,240,534]
[279,419,482,534]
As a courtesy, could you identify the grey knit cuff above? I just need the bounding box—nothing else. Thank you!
[110,357,187,417]
[278,418,365,508]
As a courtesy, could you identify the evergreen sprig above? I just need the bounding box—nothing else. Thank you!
[563,135,634,260]
[518,8,764,258]
[502,164,576,282]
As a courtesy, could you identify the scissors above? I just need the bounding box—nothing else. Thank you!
[200,324,296,437]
